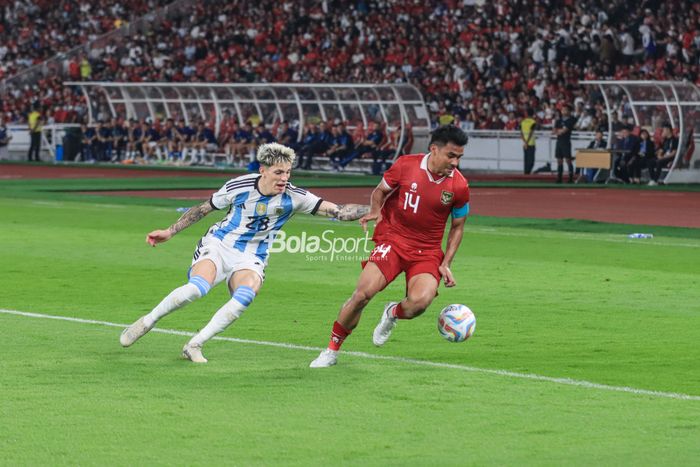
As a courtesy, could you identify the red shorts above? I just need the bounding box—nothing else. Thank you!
[362,241,444,291]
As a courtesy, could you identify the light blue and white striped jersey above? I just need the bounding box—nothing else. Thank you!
[206,174,322,264]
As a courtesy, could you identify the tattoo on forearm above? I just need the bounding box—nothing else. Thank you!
[326,206,340,218]
[168,201,212,235]
[335,204,370,221]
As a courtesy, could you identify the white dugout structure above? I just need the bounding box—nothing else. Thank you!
[5,81,699,182]
[459,81,700,183]
[63,81,432,158]
[581,80,700,184]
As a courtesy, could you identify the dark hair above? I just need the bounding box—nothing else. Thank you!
[429,125,468,147]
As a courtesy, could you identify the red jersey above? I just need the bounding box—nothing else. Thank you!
[373,154,470,252]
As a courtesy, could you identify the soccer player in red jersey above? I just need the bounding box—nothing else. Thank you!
[310,126,470,367]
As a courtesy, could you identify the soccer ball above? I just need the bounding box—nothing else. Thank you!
[437,304,476,342]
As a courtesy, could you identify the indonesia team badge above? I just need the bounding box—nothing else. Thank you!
[440,190,454,205]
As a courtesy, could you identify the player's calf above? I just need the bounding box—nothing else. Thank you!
[119,276,211,347]
[371,294,434,347]
[184,286,256,360]
[145,275,211,326]
[395,296,433,319]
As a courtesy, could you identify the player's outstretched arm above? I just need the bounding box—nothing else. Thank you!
[146,199,214,247]
[315,201,370,221]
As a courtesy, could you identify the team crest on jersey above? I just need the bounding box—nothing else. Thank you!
[410,182,418,192]
[440,191,454,205]
[255,202,267,216]
[275,206,285,215]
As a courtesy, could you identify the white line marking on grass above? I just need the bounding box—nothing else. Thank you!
[29,200,128,210]
[2,308,699,402]
[466,226,700,249]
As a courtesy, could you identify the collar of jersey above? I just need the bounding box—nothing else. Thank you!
[253,175,267,197]
[420,153,452,183]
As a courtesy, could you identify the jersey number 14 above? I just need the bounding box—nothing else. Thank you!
[403,192,420,213]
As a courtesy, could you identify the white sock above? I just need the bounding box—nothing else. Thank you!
[189,298,249,346]
[144,282,203,327]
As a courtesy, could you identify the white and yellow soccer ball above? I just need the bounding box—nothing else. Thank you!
[437,304,476,342]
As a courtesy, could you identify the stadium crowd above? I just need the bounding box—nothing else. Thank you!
[0,0,174,79]
[1,0,699,171]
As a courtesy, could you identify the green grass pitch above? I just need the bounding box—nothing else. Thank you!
[1,174,699,465]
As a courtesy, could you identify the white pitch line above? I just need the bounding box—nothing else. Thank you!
[2,308,699,402]
[465,226,700,249]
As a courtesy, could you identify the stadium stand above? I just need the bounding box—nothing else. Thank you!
[1,0,699,171]
[0,0,174,78]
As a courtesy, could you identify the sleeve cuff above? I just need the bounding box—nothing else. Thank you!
[209,196,220,210]
[310,198,323,215]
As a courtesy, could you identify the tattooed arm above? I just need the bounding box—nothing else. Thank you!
[315,201,370,221]
[146,199,214,247]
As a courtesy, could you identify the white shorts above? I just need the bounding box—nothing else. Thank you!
[190,233,266,286]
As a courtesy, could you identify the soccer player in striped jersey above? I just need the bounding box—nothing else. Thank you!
[120,143,368,363]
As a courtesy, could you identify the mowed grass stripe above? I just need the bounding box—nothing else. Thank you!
[3,308,699,402]
[21,199,700,246]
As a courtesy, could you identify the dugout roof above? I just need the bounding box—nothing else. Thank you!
[581,80,700,182]
[65,81,430,151]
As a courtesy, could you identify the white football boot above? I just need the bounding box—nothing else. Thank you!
[182,343,208,363]
[372,302,398,346]
[309,349,338,368]
[120,316,154,347]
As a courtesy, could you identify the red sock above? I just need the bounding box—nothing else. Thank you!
[328,321,351,351]
[392,302,408,319]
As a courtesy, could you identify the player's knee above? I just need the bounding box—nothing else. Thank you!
[188,275,211,297]
[350,287,375,306]
[406,294,434,316]
[232,285,256,307]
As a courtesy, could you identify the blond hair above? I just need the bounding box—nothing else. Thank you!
[257,143,296,167]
